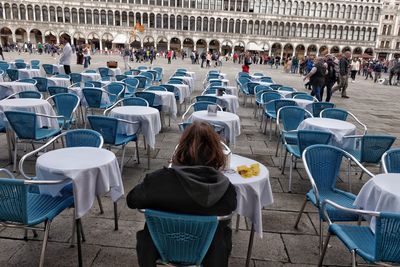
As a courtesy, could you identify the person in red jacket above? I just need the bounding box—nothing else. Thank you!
[127,122,237,267]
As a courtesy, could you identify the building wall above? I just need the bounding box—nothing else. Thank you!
[0,0,387,58]
[376,0,400,59]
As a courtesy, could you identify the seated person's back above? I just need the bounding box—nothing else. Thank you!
[127,121,237,267]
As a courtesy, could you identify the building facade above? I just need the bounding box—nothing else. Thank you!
[0,0,391,59]
[376,0,400,59]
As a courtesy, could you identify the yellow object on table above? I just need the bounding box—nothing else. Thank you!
[237,163,260,178]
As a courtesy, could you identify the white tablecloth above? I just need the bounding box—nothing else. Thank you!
[109,106,161,149]
[219,73,227,79]
[0,76,3,83]
[18,69,41,79]
[298,118,356,150]
[0,82,37,99]
[205,94,239,114]
[36,147,123,218]
[174,76,194,92]
[48,77,71,88]
[53,64,65,74]
[291,98,313,109]
[189,111,241,145]
[109,68,122,77]
[9,62,30,69]
[0,98,58,128]
[224,154,273,237]
[151,91,177,119]
[186,71,196,80]
[354,173,400,232]
[81,72,101,82]
[170,84,190,103]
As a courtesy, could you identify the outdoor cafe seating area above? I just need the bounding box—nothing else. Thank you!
[0,58,399,267]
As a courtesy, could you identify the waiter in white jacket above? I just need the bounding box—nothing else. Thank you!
[59,37,73,74]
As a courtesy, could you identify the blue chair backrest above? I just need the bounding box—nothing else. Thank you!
[147,70,159,80]
[253,72,264,77]
[246,82,259,95]
[69,73,82,84]
[209,80,223,87]
[33,77,48,93]
[303,145,346,191]
[17,79,37,85]
[383,148,400,173]
[115,75,128,81]
[82,88,103,108]
[0,178,28,224]
[176,68,187,72]
[255,85,272,94]
[260,77,273,83]
[160,84,178,95]
[135,92,156,106]
[85,81,102,88]
[48,86,68,96]
[65,129,103,148]
[238,77,250,87]
[261,91,282,105]
[122,78,139,94]
[136,75,151,89]
[320,108,348,121]
[193,101,219,111]
[269,84,283,90]
[144,209,218,266]
[42,64,55,75]
[6,69,19,81]
[54,74,70,79]
[31,60,40,68]
[297,130,332,155]
[15,59,24,63]
[174,72,186,77]
[375,212,400,262]
[130,69,141,75]
[105,82,125,102]
[359,135,396,163]
[0,62,9,72]
[142,72,155,81]
[238,72,250,78]
[153,67,163,75]
[4,111,36,139]
[311,102,335,117]
[146,86,167,92]
[294,94,314,101]
[122,97,149,107]
[15,62,27,69]
[87,115,118,145]
[168,79,184,85]
[279,106,311,132]
[203,88,217,95]
[274,99,297,113]
[51,93,79,121]
[138,66,147,70]
[17,91,42,99]
[196,96,218,103]
[98,67,111,78]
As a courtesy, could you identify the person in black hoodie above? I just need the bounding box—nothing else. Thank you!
[127,121,237,267]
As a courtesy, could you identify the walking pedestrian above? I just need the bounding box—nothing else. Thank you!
[350,58,360,82]
[324,55,337,102]
[59,37,73,74]
[303,58,326,102]
[373,60,383,83]
[332,51,351,99]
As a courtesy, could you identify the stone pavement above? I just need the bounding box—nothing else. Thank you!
[0,52,399,267]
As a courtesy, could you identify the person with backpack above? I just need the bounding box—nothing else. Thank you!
[324,55,337,102]
[373,60,383,83]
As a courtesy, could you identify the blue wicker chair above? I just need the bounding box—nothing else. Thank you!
[382,147,400,173]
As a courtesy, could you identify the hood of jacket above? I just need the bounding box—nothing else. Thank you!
[170,166,231,208]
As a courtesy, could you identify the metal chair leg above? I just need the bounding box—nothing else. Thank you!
[317,232,331,267]
[120,145,126,173]
[39,220,51,267]
[351,250,357,267]
[269,118,273,141]
[319,219,323,255]
[147,144,151,169]
[289,155,293,193]
[294,197,308,229]
[70,215,76,247]
[275,135,281,157]
[97,195,104,214]
[235,214,240,231]
[136,140,140,164]
[281,150,288,174]
[13,141,18,172]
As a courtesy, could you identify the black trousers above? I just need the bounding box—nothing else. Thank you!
[63,65,71,75]
[323,80,336,102]
[350,70,357,80]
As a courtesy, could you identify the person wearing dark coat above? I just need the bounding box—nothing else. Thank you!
[127,121,237,267]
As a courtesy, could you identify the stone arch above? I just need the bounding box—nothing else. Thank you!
[143,36,155,48]
[234,41,245,53]
[364,47,373,56]
[196,39,207,53]
[29,29,43,44]
[295,44,306,58]
[342,46,351,53]
[87,32,100,49]
[307,44,318,56]
[44,30,57,44]
[0,27,12,46]
[170,37,181,51]
[15,28,28,44]
[319,45,329,56]
[221,40,233,55]
[271,43,282,56]
[330,46,340,55]
[73,32,86,46]
[102,32,113,50]
[183,37,194,54]
[353,47,362,56]
[283,43,294,58]
[156,36,168,52]
[209,39,220,53]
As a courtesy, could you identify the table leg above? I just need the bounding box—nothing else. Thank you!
[76,219,83,267]
[147,144,151,169]
[245,223,255,267]
[114,202,118,231]
[6,129,13,164]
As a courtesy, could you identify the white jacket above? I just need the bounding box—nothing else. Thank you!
[59,42,73,65]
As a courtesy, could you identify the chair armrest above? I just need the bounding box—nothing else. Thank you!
[24,178,70,185]
[0,168,15,178]
[321,199,380,225]
[36,113,66,129]
[19,133,64,180]
[138,209,233,221]
[103,99,123,115]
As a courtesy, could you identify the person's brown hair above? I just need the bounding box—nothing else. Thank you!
[172,121,225,169]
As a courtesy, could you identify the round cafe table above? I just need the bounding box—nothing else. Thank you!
[224,154,273,266]
[109,106,161,149]
[151,91,178,119]
[354,173,400,232]
[36,147,123,219]
[290,98,313,109]
[205,94,240,114]
[169,83,191,104]
[297,118,356,150]
[48,77,71,88]
[17,69,41,79]
[189,110,241,145]
[53,64,65,74]
[81,72,101,82]
[0,98,58,128]
[0,82,37,99]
